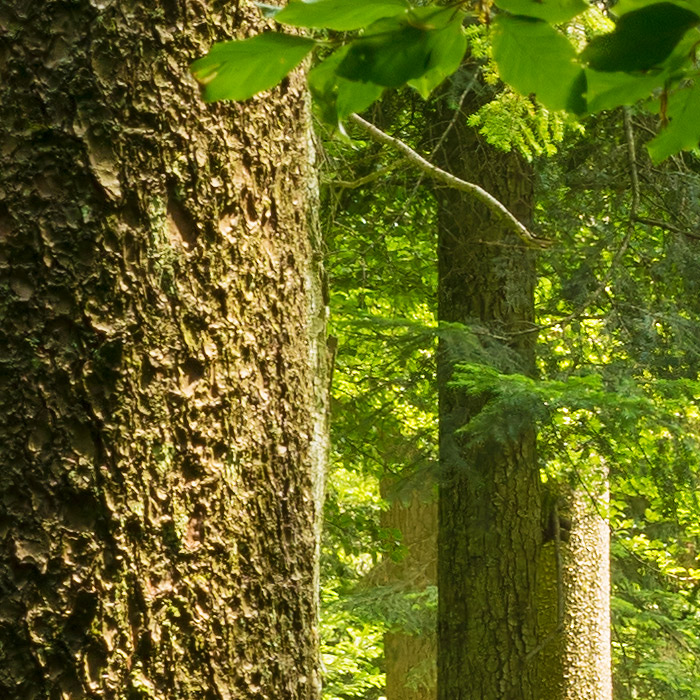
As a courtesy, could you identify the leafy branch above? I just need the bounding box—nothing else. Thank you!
[191,0,700,162]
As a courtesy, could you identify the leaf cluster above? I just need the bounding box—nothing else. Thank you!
[191,0,700,159]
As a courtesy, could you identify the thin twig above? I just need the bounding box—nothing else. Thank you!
[632,215,700,240]
[378,77,481,232]
[428,70,480,159]
[510,218,699,339]
[538,110,642,330]
[508,225,634,338]
[322,160,407,189]
[624,108,640,217]
[523,114,685,332]
[508,114,672,338]
[349,113,551,249]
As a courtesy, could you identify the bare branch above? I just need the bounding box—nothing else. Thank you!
[623,109,640,216]
[632,215,700,240]
[349,113,551,249]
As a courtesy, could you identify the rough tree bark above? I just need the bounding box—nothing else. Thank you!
[537,482,612,700]
[566,486,612,699]
[0,1,327,698]
[376,81,537,699]
[430,75,612,699]
[432,82,541,700]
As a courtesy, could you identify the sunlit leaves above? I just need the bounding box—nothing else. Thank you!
[408,11,467,98]
[492,15,586,113]
[337,8,465,89]
[192,2,465,123]
[467,91,575,160]
[584,68,666,113]
[615,0,700,12]
[307,5,465,126]
[190,33,316,101]
[489,2,700,159]
[648,79,700,162]
[495,0,587,23]
[189,0,700,159]
[272,0,409,31]
[337,20,434,87]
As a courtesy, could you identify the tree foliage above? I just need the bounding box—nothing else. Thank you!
[192,0,700,160]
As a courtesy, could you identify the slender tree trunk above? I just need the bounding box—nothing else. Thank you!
[540,483,612,700]
[566,485,612,699]
[381,481,437,700]
[0,2,327,698]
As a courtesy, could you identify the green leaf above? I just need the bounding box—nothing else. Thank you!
[492,16,585,112]
[579,2,700,72]
[190,33,316,101]
[647,79,700,162]
[494,0,587,24]
[309,46,384,127]
[584,28,700,113]
[337,7,460,88]
[614,0,700,15]
[407,12,467,98]
[274,0,409,31]
[585,69,665,112]
[337,20,430,87]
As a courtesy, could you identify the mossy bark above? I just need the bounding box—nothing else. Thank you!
[0,1,327,698]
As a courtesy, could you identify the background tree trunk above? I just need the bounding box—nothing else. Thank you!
[535,481,612,700]
[432,84,541,699]
[567,486,612,699]
[431,73,612,699]
[381,481,437,700]
[0,1,327,698]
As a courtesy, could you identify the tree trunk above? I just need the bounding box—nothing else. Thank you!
[431,76,612,699]
[433,89,541,699]
[0,2,327,698]
[381,481,437,700]
[539,483,612,700]
[565,485,612,699]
